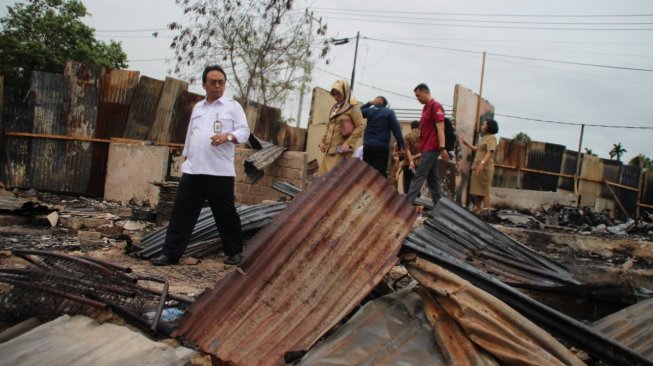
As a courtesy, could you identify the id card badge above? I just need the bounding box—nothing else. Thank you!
[213,112,222,133]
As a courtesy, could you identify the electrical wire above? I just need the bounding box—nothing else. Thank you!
[311,7,653,18]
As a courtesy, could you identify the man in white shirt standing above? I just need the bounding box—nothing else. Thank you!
[151,65,250,266]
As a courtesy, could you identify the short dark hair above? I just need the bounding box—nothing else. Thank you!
[202,65,227,83]
[414,83,430,93]
[377,96,388,107]
[485,118,499,134]
[411,120,420,129]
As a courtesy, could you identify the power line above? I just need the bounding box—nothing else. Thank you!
[364,37,653,72]
[311,7,653,18]
[496,113,653,129]
[321,15,653,31]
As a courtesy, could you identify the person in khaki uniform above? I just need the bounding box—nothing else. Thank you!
[462,118,499,214]
[318,80,365,175]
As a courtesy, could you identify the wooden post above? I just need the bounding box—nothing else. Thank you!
[473,51,487,141]
[636,170,646,219]
[574,124,585,196]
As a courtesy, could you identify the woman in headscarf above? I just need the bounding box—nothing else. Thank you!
[462,118,499,214]
[318,80,365,175]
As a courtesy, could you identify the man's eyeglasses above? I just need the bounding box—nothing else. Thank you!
[207,79,226,87]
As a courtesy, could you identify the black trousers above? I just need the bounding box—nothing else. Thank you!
[162,174,244,260]
[363,145,390,178]
[403,165,415,194]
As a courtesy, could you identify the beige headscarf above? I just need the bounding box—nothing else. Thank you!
[329,79,358,120]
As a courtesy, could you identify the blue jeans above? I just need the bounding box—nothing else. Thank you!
[405,150,443,204]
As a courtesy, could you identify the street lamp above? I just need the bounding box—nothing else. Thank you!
[331,31,360,91]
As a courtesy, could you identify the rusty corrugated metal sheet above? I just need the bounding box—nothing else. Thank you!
[89,69,139,197]
[275,124,307,151]
[0,315,199,365]
[407,258,586,366]
[618,164,641,219]
[1,88,32,188]
[522,141,565,192]
[298,289,447,365]
[558,149,579,192]
[492,137,525,189]
[123,76,163,140]
[579,155,603,206]
[174,159,417,365]
[61,62,103,194]
[593,297,653,361]
[29,71,67,192]
[148,76,187,142]
[244,144,287,183]
[169,91,203,144]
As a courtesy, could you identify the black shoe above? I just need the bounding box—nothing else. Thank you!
[224,254,243,266]
[150,254,179,266]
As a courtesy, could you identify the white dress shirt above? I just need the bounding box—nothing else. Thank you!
[181,96,250,177]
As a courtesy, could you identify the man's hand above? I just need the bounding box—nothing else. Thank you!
[439,149,450,161]
[210,133,227,146]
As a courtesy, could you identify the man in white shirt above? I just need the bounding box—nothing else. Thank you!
[151,65,250,266]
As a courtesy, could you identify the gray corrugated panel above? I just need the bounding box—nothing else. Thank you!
[147,76,188,142]
[558,150,579,192]
[1,88,32,188]
[137,202,288,259]
[169,91,203,144]
[123,76,164,140]
[618,164,641,219]
[61,62,103,194]
[29,71,67,192]
[522,141,565,192]
[0,315,198,366]
[271,180,301,198]
[600,158,622,199]
[403,200,651,366]
[593,297,653,361]
[244,144,287,183]
[89,69,140,197]
[642,171,653,216]
[174,159,417,365]
[406,197,580,287]
[299,289,447,366]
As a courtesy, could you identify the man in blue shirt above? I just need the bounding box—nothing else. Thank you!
[361,96,405,177]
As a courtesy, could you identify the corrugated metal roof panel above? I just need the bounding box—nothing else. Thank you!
[148,76,187,142]
[29,71,67,192]
[618,164,641,219]
[0,315,198,366]
[123,76,163,140]
[169,90,203,144]
[89,69,140,196]
[174,159,417,365]
[405,197,579,287]
[593,297,653,361]
[493,137,525,189]
[558,150,579,192]
[408,258,586,366]
[600,158,622,199]
[642,171,653,216]
[1,88,32,188]
[61,62,103,194]
[298,289,447,365]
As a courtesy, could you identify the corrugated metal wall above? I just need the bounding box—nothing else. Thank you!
[147,76,187,142]
[558,150,579,192]
[640,171,653,217]
[90,69,140,196]
[618,164,641,220]
[1,88,32,188]
[61,62,103,193]
[29,71,67,192]
[522,142,565,192]
[123,76,163,140]
[579,155,603,207]
[493,137,525,189]
[169,91,203,144]
[600,159,622,199]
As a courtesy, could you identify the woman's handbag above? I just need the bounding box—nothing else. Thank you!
[339,118,354,138]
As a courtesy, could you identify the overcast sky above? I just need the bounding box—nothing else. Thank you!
[2,0,652,162]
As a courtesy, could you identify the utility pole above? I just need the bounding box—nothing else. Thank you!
[575,124,585,195]
[350,31,360,90]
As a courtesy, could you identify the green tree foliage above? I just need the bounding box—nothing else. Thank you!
[628,153,653,171]
[0,0,128,89]
[168,0,329,107]
[609,142,627,161]
[513,132,531,143]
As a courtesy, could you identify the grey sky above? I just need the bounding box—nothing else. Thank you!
[2,0,652,162]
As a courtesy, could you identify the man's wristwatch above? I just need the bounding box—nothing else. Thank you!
[227,134,233,143]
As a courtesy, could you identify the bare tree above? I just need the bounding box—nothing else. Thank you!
[167,0,328,109]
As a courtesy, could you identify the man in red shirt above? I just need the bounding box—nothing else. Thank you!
[405,83,450,207]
